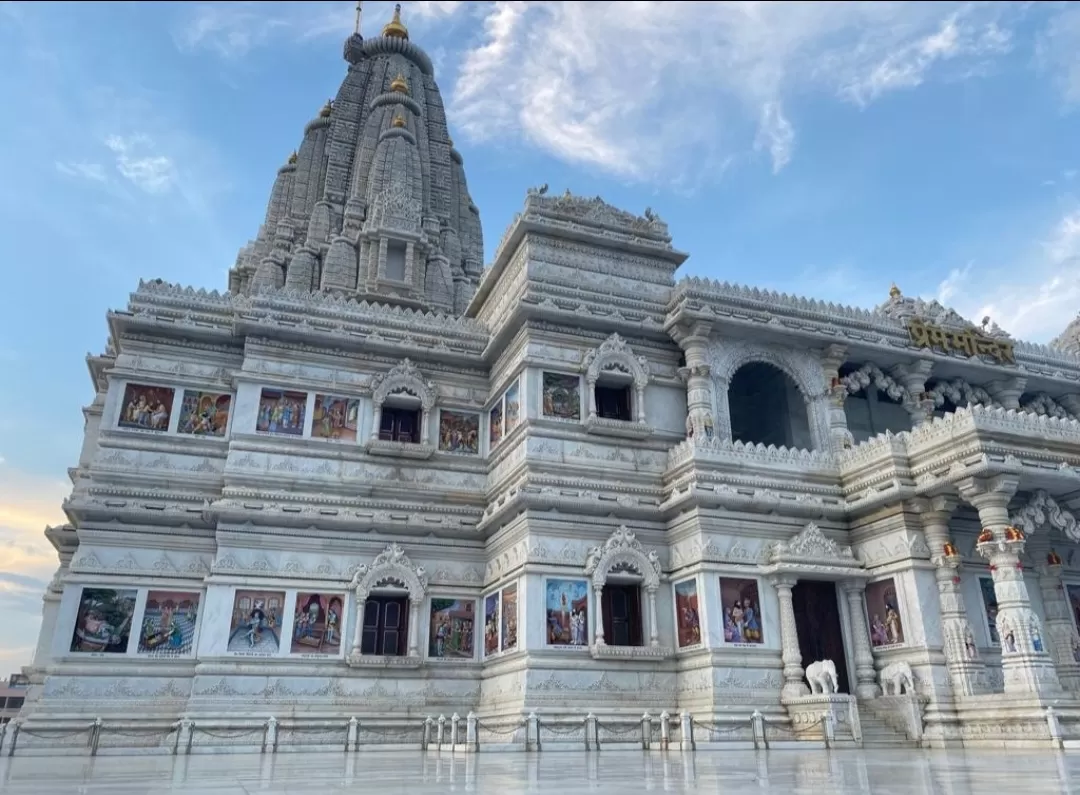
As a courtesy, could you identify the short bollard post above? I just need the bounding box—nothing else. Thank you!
[585,712,596,751]
[641,712,652,750]
[184,719,195,755]
[466,712,477,752]
[824,712,835,748]
[266,716,278,754]
[528,712,539,751]
[751,710,764,750]
[423,716,433,750]
[347,716,358,752]
[680,711,694,751]
[90,717,103,756]
[437,715,446,749]
[659,710,670,750]
[451,713,460,747]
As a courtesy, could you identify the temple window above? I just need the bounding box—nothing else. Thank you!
[360,594,408,656]
[601,579,644,647]
[839,364,913,444]
[595,380,633,422]
[385,240,407,282]
[728,362,812,449]
[581,333,652,439]
[379,404,420,443]
[366,359,437,458]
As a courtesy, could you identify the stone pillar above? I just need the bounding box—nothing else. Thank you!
[673,321,716,440]
[772,575,808,699]
[593,585,605,646]
[913,496,986,697]
[587,376,598,421]
[420,408,430,445]
[986,377,1026,411]
[820,344,854,451]
[647,586,659,648]
[1030,537,1080,693]
[351,595,366,656]
[959,476,1062,696]
[635,384,646,424]
[841,580,880,698]
[370,403,382,442]
[408,599,421,658]
[890,360,935,427]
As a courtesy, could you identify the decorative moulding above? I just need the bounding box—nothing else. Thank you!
[762,522,866,578]
[364,439,436,460]
[590,643,672,661]
[344,654,423,670]
[583,415,654,439]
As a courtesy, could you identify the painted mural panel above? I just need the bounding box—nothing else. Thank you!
[177,391,232,437]
[501,583,519,652]
[719,578,764,645]
[438,410,480,454]
[70,588,137,653]
[256,388,307,436]
[674,579,702,648]
[1066,584,1080,662]
[228,589,285,654]
[138,590,200,656]
[545,578,589,647]
[865,577,905,648]
[504,379,521,432]
[118,384,175,432]
[311,395,359,441]
[483,593,500,656]
[489,401,504,446]
[980,576,1001,645]
[428,598,476,659]
[291,592,344,655]
[542,372,581,420]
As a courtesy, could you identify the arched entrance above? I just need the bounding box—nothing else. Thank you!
[728,362,812,449]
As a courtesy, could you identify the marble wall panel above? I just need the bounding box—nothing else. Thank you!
[93,448,226,477]
[530,260,672,304]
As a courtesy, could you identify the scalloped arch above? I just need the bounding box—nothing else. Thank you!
[584,526,661,590]
[583,333,649,388]
[371,358,436,410]
[352,543,428,601]
[711,342,825,402]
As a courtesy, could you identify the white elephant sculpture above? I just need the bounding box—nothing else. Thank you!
[805,659,839,695]
[879,660,915,696]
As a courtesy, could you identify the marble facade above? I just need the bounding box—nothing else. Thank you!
[16,5,1080,755]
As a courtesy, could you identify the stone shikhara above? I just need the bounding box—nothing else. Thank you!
[17,5,1080,756]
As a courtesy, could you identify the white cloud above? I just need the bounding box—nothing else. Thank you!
[1036,5,1080,107]
[754,101,795,174]
[104,134,176,194]
[54,161,107,182]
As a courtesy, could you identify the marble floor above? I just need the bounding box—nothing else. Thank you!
[0,748,1077,794]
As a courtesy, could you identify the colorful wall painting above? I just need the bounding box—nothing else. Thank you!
[542,372,580,420]
[438,410,480,454]
[865,578,905,648]
[674,579,702,648]
[177,391,232,437]
[483,593,500,656]
[138,590,200,656]
[228,590,285,653]
[489,401,504,446]
[1066,584,1080,640]
[504,379,521,432]
[428,598,476,659]
[70,588,137,653]
[501,583,519,652]
[256,389,307,435]
[718,578,764,645]
[291,592,344,654]
[118,384,175,432]
[545,578,589,647]
[311,395,359,442]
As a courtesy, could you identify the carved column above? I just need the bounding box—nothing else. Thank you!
[673,321,716,441]
[593,585,606,646]
[370,402,383,442]
[587,375,598,421]
[820,344,854,451]
[772,575,808,699]
[419,408,430,445]
[986,377,1026,411]
[635,382,646,424]
[1029,535,1080,693]
[913,496,985,697]
[841,580,880,698]
[408,599,421,658]
[351,594,367,656]
[890,360,935,426]
[959,476,1061,696]
[647,586,659,648]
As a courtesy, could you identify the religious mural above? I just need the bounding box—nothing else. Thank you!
[981,577,1001,645]
[291,592,344,655]
[70,587,137,653]
[483,593,500,656]
[489,401,504,446]
[719,578,763,644]
[176,391,232,437]
[501,583,519,652]
[542,372,581,420]
[545,578,589,647]
[256,389,307,436]
[311,395,359,442]
[865,578,905,648]
[504,379,521,432]
[228,590,285,654]
[118,384,175,432]
[428,598,476,659]
[674,578,702,648]
[438,410,480,454]
[138,590,200,657]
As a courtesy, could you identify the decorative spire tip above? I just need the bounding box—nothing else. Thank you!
[382,3,409,40]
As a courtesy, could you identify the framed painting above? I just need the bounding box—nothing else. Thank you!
[674,578,702,649]
[228,589,285,654]
[504,379,521,433]
[438,410,480,454]
[70,588,137,653]
[483,593,500,656]
[865,578,905,648]
[256,388,307,436]
[311,395,359,441]
[501,583,518,652]
[291,592,345,655]
[489,401,504,446]
[980,576,1001,645]
[117,383,175,432]
[428,598,476,659]
[541,372,581,420]
[176,391,232,437]
[138,590,200,657]
[718,577,764,645]
[545,578,589,647]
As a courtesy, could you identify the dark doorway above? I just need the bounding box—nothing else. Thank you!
[791,580,850,694]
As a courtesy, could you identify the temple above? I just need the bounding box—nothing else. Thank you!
[16,3,1080,754]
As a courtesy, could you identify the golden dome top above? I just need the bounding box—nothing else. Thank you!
[889,283,902,299]
[287,151,298,165]
[319,99,333,118]
[382,4,409,40]
[390,73,409,94]
[391,113,406,128]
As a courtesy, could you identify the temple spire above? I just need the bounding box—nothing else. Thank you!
[354,1,362,35]
[382,3,409,40]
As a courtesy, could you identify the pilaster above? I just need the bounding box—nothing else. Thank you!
[1028,535,1080,693]
[890,360,935,426]
[771,574,808,699]
[673,321,717,440]
[985,377,1026,411]
[840,580,879,698]
[820,344,854,451]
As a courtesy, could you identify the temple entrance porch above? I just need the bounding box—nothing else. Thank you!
[793,580,852,696]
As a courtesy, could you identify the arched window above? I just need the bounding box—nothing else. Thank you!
[839,364,913,444]
[728,362,812,449]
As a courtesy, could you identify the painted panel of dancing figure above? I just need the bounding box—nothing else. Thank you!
[489,401,503,446]
[118,384,175,432]
[177,391,232,437]
[291,592,344,655]
[504,379,521,432]
[438,410,480,454]
[256,389,307,436]
[865,578,905,648]
[545,578,589,647]
[483,593,500,656]
[428,598,476,659]
[311,395,359,441]
[980,576,1001,645]
[70,588,137,653]
[718,578,764,645]
[228,590,285,654]
[138,590,200,657]
[501,583,518,652]
[674,578,702,648]
[542,372,581,420]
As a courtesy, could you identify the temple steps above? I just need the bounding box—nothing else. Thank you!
[858,708,919,749]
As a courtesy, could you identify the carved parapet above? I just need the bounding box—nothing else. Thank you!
[590,644,672,661]
[583,416,653,439]
[364,439,435,459]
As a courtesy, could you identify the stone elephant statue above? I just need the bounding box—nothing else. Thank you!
[805,659,839,695]
[879,660,915,695]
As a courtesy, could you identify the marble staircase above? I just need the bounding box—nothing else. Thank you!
[857,700,920,749]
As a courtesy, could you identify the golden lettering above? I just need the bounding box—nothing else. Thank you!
[906,319,1016,366]
[947,329,977,358]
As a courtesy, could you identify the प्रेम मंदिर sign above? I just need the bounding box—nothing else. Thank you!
[907,318,1016,365]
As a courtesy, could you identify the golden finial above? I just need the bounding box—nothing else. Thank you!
[287,151,298,165]
[319,99,333,118]
[889,283,901,299]
[390,73,409,94]
[382,3,408,39]
[391,113,406,128]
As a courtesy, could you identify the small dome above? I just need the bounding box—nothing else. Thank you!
[382,4,408,40]
[392,113,407,128]
[889,283,901,299]
[319,100,333,118]
[390,73,409,94]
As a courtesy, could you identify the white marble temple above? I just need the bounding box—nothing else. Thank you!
[0,749,1078,794]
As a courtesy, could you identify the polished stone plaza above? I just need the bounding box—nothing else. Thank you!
[0,749,1077,794]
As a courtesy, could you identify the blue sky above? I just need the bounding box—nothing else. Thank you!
[0,0,1078,669]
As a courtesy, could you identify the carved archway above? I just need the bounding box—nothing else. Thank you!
[584,526,663,649]
[368,359,437,446]
[1010,490,1080,542]
[581,333,650,425]
[351,542,429,601]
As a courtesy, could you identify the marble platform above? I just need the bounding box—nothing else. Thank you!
[0,749,1077,793]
